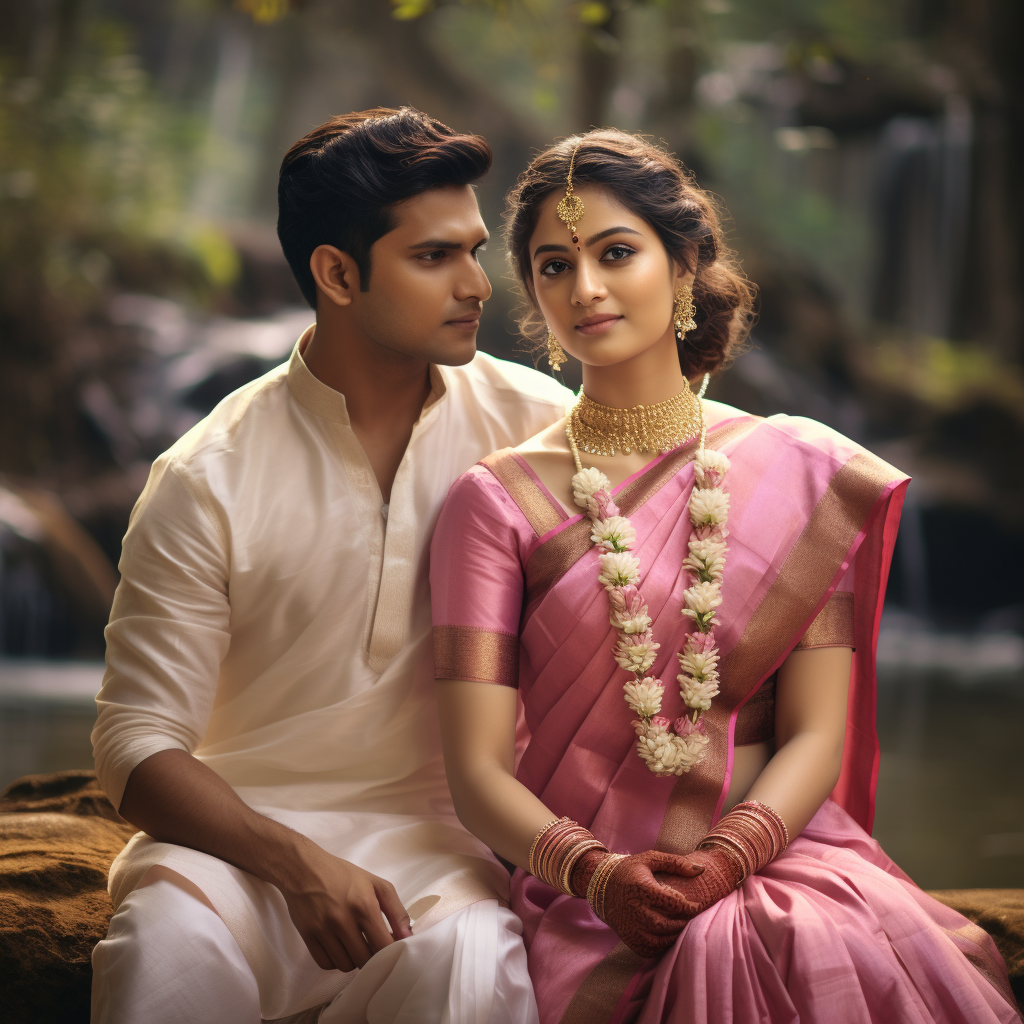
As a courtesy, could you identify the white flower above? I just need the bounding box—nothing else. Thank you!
[683,535,727,583]
[682,581,722,631]
[572,467,612,511]
[616,613,652,635]
[591,515,636,552]
[682,581,722,615]
[623,677,664,718]
[634,726,709,776]
[598,551,640,590]
[694,449,731,488]
[689,487,730,527]
[676,647,720,680]
[615,637,660,674]
[678,673,720,711]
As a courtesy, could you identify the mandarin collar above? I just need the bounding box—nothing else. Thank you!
[285,326,449,426]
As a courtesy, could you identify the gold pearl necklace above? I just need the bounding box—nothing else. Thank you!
[568,385,703,456]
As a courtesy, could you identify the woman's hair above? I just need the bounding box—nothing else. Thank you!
[278,107,492,308]
[504,129,755,377]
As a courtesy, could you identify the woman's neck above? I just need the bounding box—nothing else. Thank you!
[580,330,691,408]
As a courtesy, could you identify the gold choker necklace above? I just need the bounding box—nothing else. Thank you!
[569,386,702,456]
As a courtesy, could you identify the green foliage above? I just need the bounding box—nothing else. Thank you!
[0,16,215,323]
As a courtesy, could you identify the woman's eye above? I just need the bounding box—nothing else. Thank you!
[603,245,635,261]
[472,245,486,261]
[541,259,571,276]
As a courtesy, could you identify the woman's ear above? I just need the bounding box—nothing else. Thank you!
[672,259,696,290]
[309,245,360,307]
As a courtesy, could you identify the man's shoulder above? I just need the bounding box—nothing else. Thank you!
[158,361,291,477]
[445,351,575,414]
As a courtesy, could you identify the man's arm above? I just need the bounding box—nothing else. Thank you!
[119,749,411,971]
[95,460,410,972]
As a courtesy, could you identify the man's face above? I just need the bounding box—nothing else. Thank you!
[350,185,492,366]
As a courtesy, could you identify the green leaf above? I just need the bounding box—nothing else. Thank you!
[391,0,433,20]
[578,2,611,26]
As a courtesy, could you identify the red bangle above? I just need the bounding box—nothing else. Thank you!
[529,817,608,896]
[698,800,789,880]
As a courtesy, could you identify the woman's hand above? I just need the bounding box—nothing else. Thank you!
[652,846,744,919]
[571,848,706,958]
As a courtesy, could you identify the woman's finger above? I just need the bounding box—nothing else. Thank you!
[644,850,705,877]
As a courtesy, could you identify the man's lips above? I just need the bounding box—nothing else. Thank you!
[446,313,481,327]
[575,313,623,335]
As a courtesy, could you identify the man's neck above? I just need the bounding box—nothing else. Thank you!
[301,320,432,432]
[301,318,434,503]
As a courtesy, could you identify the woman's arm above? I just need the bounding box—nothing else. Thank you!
[435,680,559,869]
[743,645,852,838]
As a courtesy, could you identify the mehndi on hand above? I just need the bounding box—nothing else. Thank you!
[655,800,790,917]
[527,817,707,959]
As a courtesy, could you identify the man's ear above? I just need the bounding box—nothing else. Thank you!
[309,245,361,307]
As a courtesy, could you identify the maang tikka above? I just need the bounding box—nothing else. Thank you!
[557,142,585,251]
[545,142,585,373]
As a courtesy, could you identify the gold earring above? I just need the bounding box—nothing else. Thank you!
[674,283,697,339]
[546,329,567,372]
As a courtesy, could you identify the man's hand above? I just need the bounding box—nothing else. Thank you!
[281,839,414,972]
[117,750,413,973]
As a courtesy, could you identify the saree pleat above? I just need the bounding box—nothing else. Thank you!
[430,414,1020,1024]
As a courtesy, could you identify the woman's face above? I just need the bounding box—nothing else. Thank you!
[526,185,687,369]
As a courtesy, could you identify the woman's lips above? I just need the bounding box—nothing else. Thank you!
[575,315,623,336]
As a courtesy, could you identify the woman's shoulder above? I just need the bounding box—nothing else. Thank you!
[739,412,909,487]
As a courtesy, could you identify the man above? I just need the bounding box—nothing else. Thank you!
[91,107,572,1024]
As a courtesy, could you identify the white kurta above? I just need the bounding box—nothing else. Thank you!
[92,329,572,1019]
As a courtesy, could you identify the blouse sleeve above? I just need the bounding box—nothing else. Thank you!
[793,565,855,650]
[430,464,526,687]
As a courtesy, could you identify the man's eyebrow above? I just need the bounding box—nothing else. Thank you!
[584,226,642,246]
[407,235,489,251]
[407,239,463,250]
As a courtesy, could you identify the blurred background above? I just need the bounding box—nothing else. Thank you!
[0,0,1021,888]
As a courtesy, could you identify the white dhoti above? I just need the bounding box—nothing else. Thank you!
[92,873,537,1024]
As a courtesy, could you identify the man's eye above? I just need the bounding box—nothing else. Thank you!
[604,245,635,261]
[420,250,447,262]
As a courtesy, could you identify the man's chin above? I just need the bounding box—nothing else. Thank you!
[423,333,478,367]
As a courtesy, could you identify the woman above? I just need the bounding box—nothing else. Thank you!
[429,130,1019,1024]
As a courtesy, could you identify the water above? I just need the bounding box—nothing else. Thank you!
[1,656,1021,889]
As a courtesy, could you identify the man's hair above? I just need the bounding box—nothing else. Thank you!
[277,107,493,307]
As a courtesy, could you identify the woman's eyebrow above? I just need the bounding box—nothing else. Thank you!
[584,226,642,246]
[533,243,569,259]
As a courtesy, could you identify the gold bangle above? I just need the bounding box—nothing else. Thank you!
[529,817,568,877]
[586,853,626,921]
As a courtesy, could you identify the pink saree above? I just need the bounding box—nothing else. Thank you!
[430,413,1020,1024]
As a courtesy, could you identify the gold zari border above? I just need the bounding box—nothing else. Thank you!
[482,450,565,538]
[794,590,854,649]
[433,625,519,687]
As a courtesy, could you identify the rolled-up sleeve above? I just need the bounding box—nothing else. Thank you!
[92,457,231,810]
